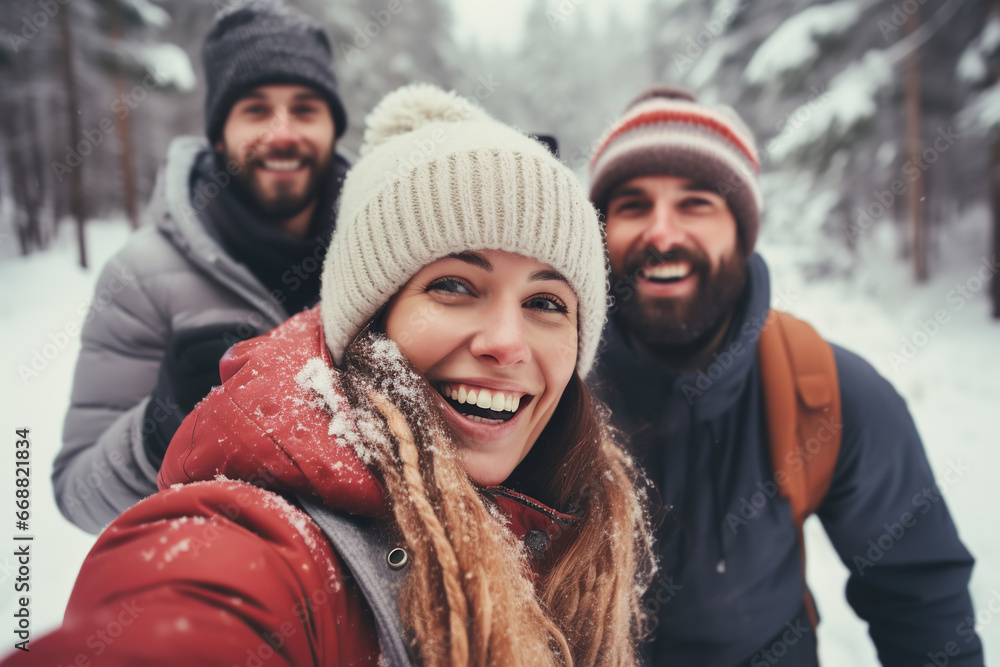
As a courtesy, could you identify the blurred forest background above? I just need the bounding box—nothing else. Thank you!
[1,0,998,316]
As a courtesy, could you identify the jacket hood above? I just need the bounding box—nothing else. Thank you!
[146,136,352,332]
[148,136,227,263]
[158,307,387,517]
[146,136,291,328]
[158,308,580,540]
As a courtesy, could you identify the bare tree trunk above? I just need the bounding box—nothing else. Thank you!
[992,0,1000,319]
[905,8,927,282]
[115,75,139,229]
[2,96,38,255]
[1,51,45,254]
[109,2,139,229]
[27,105,49,247]
[58,5,88,268]
[991,134,1000,319]
[21,91,47,249]
[4,118,34,256]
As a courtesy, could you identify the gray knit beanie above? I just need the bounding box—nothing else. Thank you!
[202,0,348,143]
[589,87,762,253]
[320,84,608,377]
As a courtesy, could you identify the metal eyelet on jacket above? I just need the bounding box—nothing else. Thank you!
[387,547,409,570]
[524,528,549,556]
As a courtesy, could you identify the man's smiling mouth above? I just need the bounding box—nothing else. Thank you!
[261,158,305,172]
[434,382,532,424]
[640,261,692,284]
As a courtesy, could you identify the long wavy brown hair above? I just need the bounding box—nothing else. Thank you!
[340,333,656,666]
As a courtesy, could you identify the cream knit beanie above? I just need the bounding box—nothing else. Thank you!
[320,84,608,377]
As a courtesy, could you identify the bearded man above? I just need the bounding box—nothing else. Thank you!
[589,88,983,667]
[55,0,350,534]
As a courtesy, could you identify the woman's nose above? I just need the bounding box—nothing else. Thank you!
[469,300,531,367]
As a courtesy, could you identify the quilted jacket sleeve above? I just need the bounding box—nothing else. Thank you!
[53,247,168,534]
[3,480,380,666]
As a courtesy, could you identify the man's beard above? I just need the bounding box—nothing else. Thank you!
[611,245,748,354]
[220,143,332,223]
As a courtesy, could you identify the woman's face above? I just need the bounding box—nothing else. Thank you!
[385,249,579,486]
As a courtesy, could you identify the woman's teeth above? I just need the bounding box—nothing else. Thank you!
[443,383,521,414]
[465,414,503,424]
[436,383,525,425]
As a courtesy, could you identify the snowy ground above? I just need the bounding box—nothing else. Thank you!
[0,222,130,649]
[0,216,997,663]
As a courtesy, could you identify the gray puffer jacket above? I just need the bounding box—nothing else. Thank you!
[54,136,290,534]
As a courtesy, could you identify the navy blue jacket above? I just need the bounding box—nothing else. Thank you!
[592,254,982,667]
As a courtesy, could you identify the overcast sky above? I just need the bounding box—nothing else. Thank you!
[449,0,650,52]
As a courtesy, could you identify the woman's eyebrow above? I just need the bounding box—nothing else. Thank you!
[445,253,566,284]
[448,252,492,271]
[530,269,569,284]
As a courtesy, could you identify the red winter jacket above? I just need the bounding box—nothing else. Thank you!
[8,308,579,666]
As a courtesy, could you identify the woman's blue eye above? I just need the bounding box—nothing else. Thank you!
[525,296,567,313]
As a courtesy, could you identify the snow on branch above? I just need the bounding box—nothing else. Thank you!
[957,13,1000,86]
[141,43,196,91]
[118,0,171,29]
[958,82,1000,137]
[766,50,891,164]
[744,1,862,86]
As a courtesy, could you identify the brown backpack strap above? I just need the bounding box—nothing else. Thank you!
[759,310,842,628]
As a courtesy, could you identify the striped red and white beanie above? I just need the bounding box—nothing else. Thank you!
[589,87,762,253]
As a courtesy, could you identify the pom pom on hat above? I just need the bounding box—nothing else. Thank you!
[360,83,492,156]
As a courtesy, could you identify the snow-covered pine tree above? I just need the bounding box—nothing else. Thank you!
[956,1,1000,317]
[1,0,68,257]
[0,0,193,262]
[89,0,194,225]
[651,0,988,282]
[87,0,194,228]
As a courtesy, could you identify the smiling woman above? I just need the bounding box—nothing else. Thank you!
[385,250,579,486]
[12,84,656,667]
